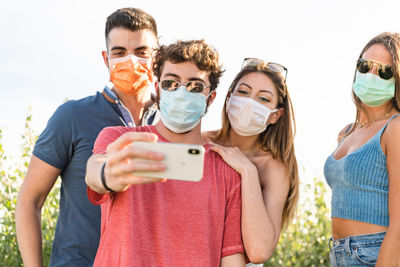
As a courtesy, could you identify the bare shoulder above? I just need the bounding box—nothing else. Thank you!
[207,129,220,136]
[382,114,400,144]
[337,123,353,143]
[254,153,287,186]
[201,131,211,143]
[384,113,400,132]
[203,129,223,145]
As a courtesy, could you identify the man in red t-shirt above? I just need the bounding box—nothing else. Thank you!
[86,40,245,266]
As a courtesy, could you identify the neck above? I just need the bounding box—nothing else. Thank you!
[113,87,153,125]
[225,128,261,156]
[359,101,396,123]
[154,121,204,145]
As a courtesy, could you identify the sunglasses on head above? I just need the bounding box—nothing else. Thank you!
[160,79,209,93]
[242,58,288,81]
[356,58,394,80]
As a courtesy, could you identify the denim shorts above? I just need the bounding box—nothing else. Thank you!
[329,231,386,266]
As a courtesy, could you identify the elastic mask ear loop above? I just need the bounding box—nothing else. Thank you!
[227,88,233,100]
[205,90,213,99]
[266,108,279,126]
[203,90,214,115]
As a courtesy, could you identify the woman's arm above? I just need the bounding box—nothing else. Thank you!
[376,117,400,266]
[241,158,289,263]
[210,144,289,263]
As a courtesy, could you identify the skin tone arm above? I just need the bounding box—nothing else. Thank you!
[211,144,289,263]
[376,117,400,266]
[85,132,166,193]
[221,253,246,267]
[15,156,61,267]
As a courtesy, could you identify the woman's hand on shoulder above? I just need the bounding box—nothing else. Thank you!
[210,143,257,175]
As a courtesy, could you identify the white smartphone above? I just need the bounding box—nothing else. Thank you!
[130,141,205,182]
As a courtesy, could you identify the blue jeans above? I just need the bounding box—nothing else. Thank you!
[329,232,386,266]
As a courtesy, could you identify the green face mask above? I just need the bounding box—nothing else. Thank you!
[353,71,395,107]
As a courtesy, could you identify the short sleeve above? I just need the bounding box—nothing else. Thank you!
[92,126,128,155]
[33,102,73,170]
[87,186,110,205]
[222,168,245,257]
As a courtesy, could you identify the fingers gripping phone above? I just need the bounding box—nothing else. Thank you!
[130,141,205,182]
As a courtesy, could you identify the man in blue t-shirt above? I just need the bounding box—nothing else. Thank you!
[15,8,160,266]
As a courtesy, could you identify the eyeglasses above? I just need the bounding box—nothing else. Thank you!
[160,79,209,93]
[356,58,394,80]
[242,58,288,81]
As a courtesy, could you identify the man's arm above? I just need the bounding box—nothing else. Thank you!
[221,253,246,267]
[15,155,60,267]
[85,153,108,194]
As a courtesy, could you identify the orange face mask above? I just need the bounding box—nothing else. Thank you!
[109,55,154,96]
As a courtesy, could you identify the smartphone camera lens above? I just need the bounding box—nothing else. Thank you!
[188,148,200,155]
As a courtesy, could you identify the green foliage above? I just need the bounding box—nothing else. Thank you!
[265,177,331,267]
[0,111,60,266]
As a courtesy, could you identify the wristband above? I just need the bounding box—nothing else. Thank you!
[100,162,115,192]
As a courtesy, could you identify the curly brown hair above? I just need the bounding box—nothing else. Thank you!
[152,40,224,92]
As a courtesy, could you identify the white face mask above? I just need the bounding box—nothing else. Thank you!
[227,95,278,136]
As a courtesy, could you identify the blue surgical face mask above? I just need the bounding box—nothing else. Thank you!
[353,71,395,107]
[159,86,209,133]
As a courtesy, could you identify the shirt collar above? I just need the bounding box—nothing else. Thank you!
[104,83,118,103]
[102,83,159,127]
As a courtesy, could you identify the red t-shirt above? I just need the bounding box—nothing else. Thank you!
[87,125,244,267]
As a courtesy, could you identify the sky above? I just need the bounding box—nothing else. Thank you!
[1,0,400,181]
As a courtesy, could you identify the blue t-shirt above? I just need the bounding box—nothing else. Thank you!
[33,91,136,266]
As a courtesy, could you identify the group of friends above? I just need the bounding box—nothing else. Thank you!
[13,7,400,267]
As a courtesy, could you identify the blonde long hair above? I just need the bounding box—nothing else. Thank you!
[212,64,299,229]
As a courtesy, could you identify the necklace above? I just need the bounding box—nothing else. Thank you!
[356,112,390,127]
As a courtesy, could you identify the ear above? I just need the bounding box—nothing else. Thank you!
[268,107,284,125]
[102,50,109,68]
[226,88,234,102]
[207,90,217,107]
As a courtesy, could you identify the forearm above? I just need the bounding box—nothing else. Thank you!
[221,253,246,267]
[15,200,43,267]
[85,154,108,194]
[376,225,400,267]
[241,167,277,263]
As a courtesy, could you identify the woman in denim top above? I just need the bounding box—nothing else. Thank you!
[324,32,400,266]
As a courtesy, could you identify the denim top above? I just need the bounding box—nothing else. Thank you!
[324,114,399,227]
